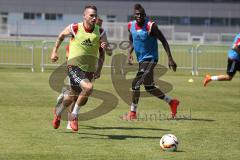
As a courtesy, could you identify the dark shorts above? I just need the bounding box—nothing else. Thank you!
[68,65,94,93]
[132,60,157,90]
[226,58,240,77]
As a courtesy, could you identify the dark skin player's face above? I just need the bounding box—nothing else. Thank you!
[134,10,145,25]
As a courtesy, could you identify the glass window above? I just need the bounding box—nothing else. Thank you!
[2,17,7,23]
[157,16,170,25]
[35,13,42,20]
[45,13,63,20]
[0,12,8,16]
[128,15,239,27]
[204,19,211,26]
[56,14,63,20]
[107,15,116,19]
[190,17,207,25]
[23,12,42,20]
[107,15,116,22]
[45,13,56,20]
[24,13,34,20]
[231,18,240,26]
[180,17,190,25]
[210,18,226,26]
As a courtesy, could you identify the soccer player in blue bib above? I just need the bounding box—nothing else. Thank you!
[123,4,180,120]
[204,33,240,87]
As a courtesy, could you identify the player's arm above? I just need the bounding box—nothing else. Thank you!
[94,48,105,79]
[150,23,177,71]
[51,25,72,62]
[100,31,112,56]
[95,29,108,79]
[128,31,134,65]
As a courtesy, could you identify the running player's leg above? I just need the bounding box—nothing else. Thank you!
[143,61,179,118]
[66,98,77,129]
[204,58,238,87]
[68,66,94,131]
[122,62,145,120]
[52,93,73,129]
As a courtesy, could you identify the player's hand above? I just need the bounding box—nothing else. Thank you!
[51,51,59,62]
[106,46,113,56]
[168,57,177,72]
[128,54,134,65]
[100,41,108,49]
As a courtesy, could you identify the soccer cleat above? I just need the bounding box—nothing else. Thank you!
[122,111,137,121]
[70,116,78,131]
[52,109,61,129]
[169,99,180,118]
[203,74,211,87]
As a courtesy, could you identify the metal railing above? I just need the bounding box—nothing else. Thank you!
[0,39,34,72]
[0,39,230,74]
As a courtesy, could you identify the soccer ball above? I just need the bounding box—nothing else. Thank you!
[160,134,178,152]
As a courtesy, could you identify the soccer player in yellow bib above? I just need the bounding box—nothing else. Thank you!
[51,5,111,131]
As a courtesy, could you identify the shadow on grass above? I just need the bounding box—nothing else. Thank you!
[61,125,170,140]
[79,125,171,131]
[174,117,215,122]
[78,132,162,140]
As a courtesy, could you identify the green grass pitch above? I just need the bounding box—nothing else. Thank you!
[0,41,239,159]
[0,68,239,160]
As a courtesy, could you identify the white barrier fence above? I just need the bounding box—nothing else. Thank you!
[41,41,68,72]
[41,41,229,74]
[0,39,34,72]
[0,39,230,74]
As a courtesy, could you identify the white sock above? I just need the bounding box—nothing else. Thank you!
[163,95,172,104]
[66,121,71,129]
[72,103,80,116]
[66,112,71,129]
[211,76,218,81]
[130,103,137,112]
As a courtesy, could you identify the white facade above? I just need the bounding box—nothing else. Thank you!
[0,0,239,37]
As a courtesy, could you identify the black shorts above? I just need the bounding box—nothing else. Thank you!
[226,58,240,77]
[67,65,94,93]
[132,60,157,90]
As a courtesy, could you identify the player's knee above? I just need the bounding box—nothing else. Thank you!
[144,85,156,92]
[63,95,73,106]
[82,83,93,94]
[132,82,140,91]
[85,83,93,94]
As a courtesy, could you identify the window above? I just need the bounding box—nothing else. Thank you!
[154,16,170,25]
[23,12,42,20]
[45,13,63,20]
[56,14,63,20]
[180,17,190,25]
[190,17,207,25]
[107,15,116,22]
[128,15,239,27]
[35,13,42,20]
[0,12,8,30]
[231,18,240,26]
[0,12,8,16]
[211,18,226,26]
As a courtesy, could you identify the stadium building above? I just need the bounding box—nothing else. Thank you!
[0,0,239,42]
